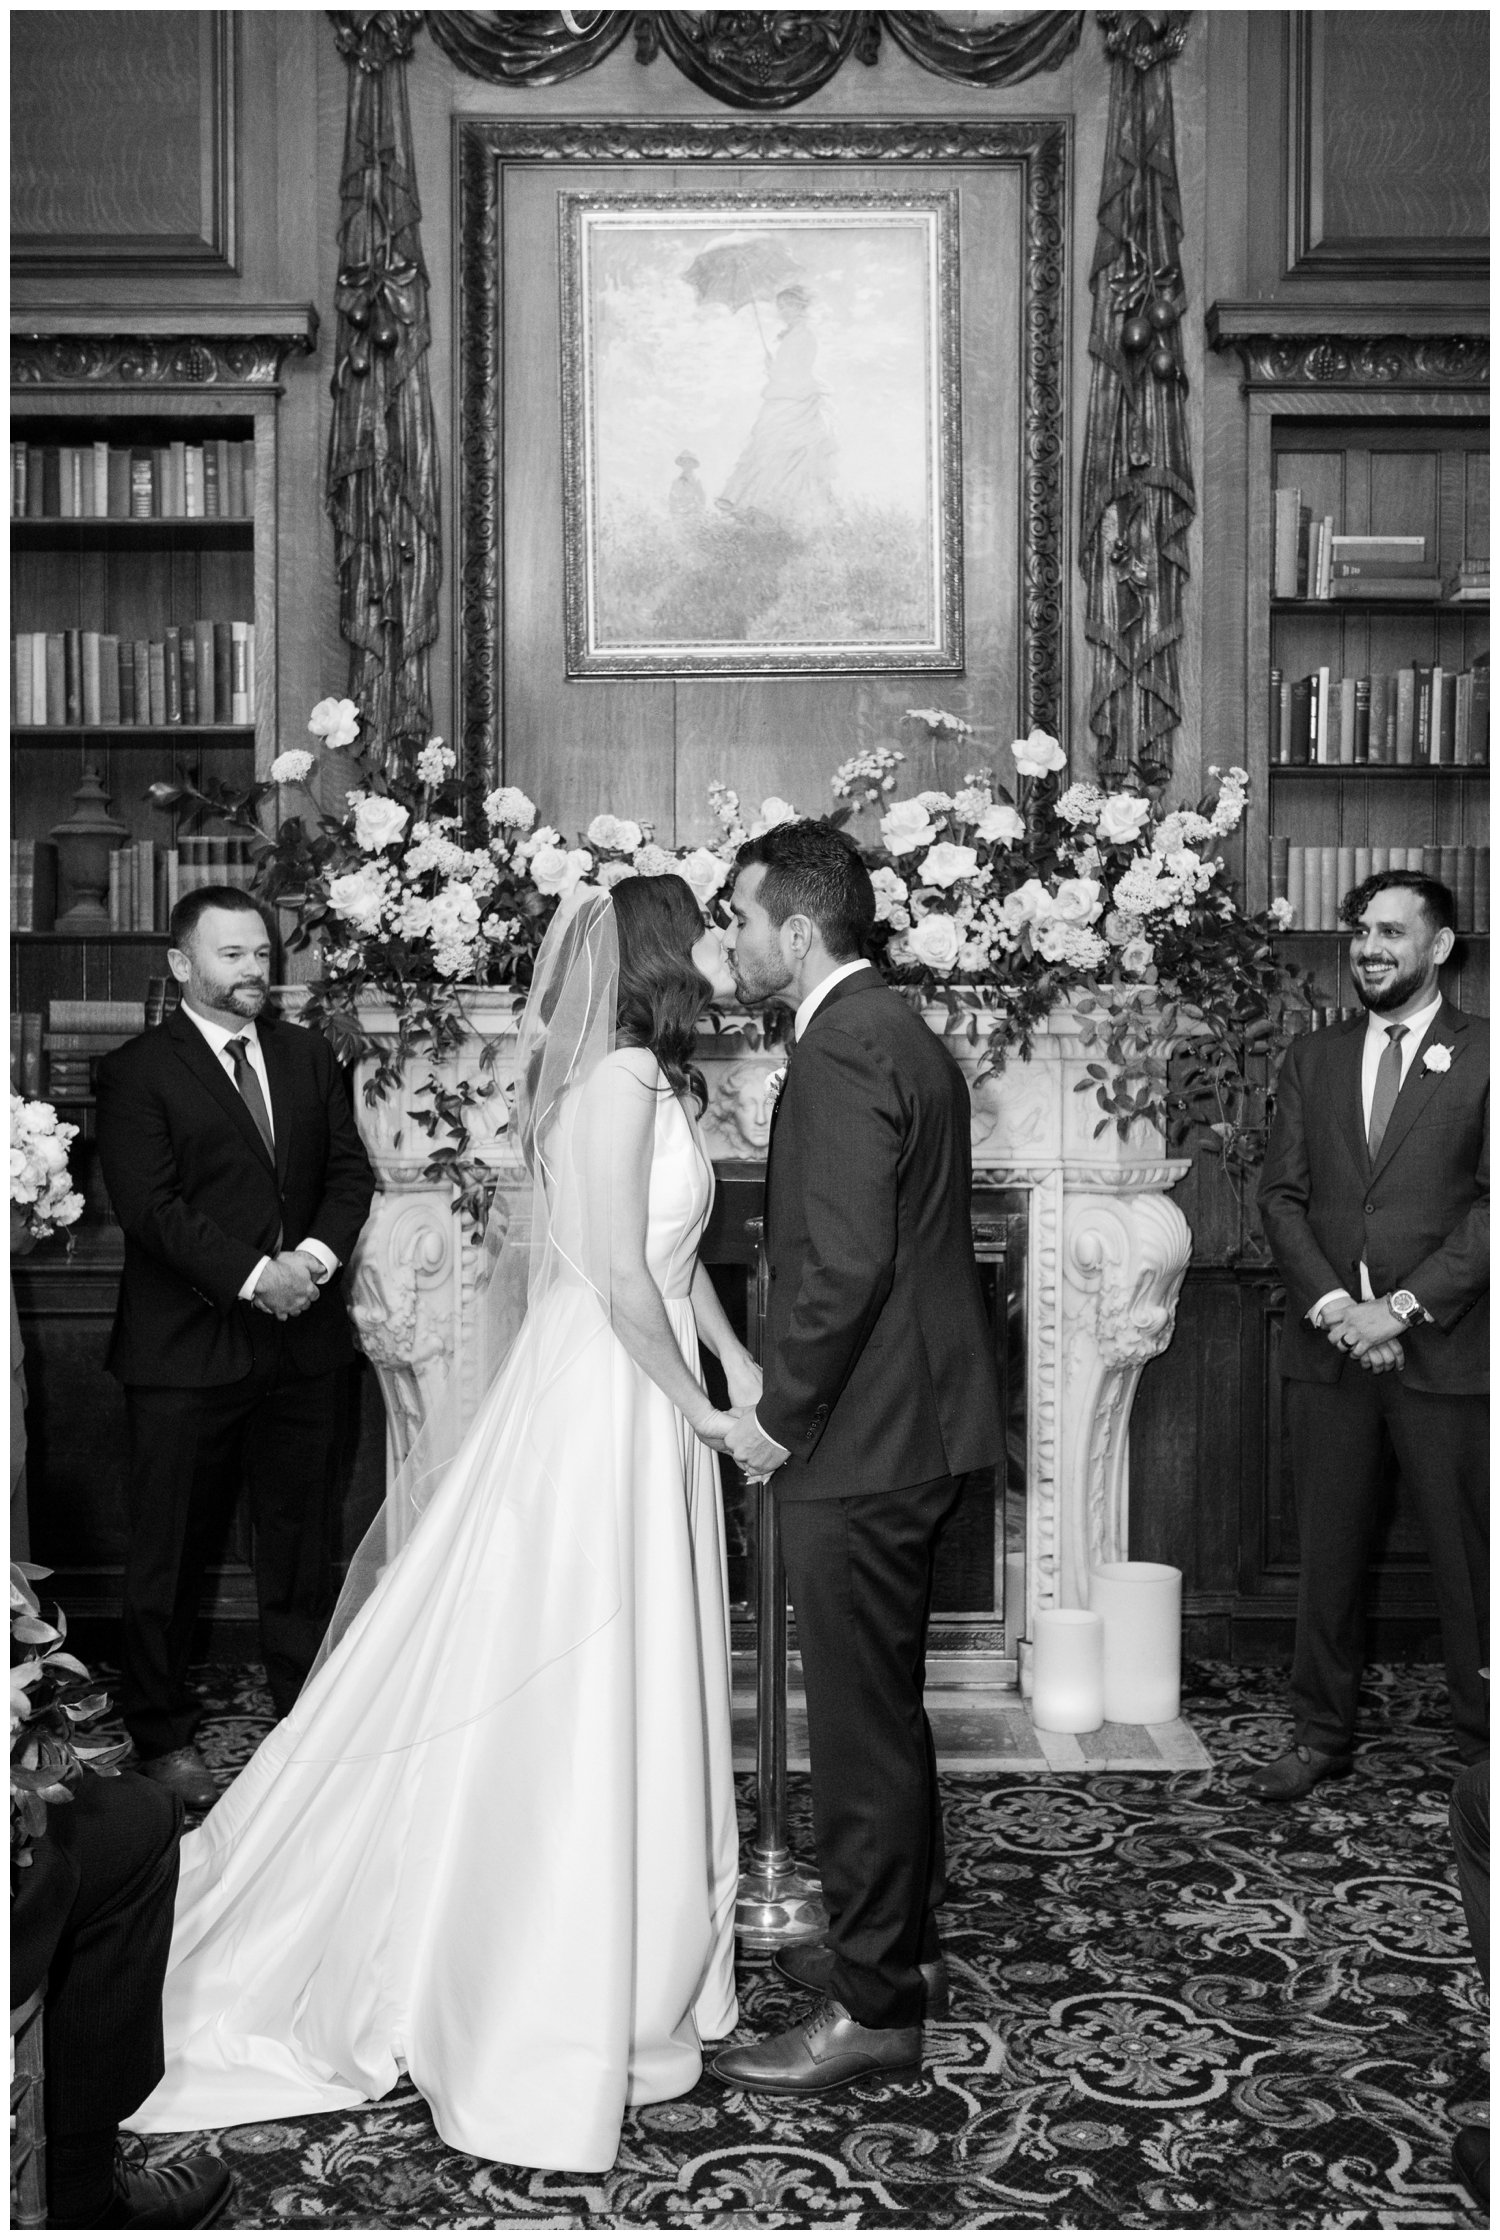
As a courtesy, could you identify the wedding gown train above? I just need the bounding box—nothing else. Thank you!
[127,1084,740,2172]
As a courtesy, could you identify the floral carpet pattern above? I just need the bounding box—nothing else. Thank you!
[138,1660,1486,2229]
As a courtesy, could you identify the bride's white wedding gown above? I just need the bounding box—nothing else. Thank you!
[128,1083,740,2172]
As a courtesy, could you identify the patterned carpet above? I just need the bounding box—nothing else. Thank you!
[134,1659,1486,2230]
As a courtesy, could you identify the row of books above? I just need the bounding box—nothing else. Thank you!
[108,838,260,932]
[11,440,256,521]
[1268,660,1489,766]
[12,991,180,1103]
[13,623,256,728]
[1270,510,1473,602]
[1269,841,1489,932]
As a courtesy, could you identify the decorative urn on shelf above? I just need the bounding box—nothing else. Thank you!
[48,767,129,931]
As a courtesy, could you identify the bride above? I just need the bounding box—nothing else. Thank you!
[127,875,758,2172]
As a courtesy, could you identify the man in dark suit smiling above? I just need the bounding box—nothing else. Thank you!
[1250,872,1488,1801]
[96,888,376,1808]
[712,822,1002,2097]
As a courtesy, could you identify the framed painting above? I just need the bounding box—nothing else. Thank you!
[558,192,963,677]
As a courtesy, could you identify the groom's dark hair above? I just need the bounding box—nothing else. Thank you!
[735,821,875,961]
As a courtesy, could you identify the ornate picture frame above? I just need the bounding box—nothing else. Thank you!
[558,190,963,678]
[456,118,1067,778]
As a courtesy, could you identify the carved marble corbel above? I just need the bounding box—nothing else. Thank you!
[1058,1189,1192,1606]
[348,1190,455,1477]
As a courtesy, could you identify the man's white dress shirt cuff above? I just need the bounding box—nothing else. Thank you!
[1307,1288,1355,1329]
[752,1410,791,1463]
[238,1238,339,1303]
[239,1255,272,1303]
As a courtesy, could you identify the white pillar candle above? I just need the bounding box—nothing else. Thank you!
[1089,1560,1182,1724]
[1030,1608,1104,1734]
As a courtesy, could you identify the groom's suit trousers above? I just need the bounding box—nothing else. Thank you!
[780,1472,962,2031]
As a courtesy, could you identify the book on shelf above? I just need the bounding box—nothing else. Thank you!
[175,834,257,899]
[1271,660,1488,766]
[49,999,148,1033]
[144,978,182,1028]
[10,439,255,519]
[1270,842,1488,933]
[1329,578,1442,601]
[10,838,57,932]
[11,623,256,726]
[1330,558,1438,580]
[11,1013,44,1096]
[1330,534,1427,564]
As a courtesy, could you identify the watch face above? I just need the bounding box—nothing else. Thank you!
[1391,1292,1419,1324]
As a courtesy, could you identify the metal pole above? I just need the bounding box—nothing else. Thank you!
[733,1220,826,1952]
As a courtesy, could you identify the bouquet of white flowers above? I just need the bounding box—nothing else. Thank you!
[10,1097,85,1248]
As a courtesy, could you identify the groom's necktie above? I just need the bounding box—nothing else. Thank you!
[225,1034,276,1164]
[1366,1023,1407,1163]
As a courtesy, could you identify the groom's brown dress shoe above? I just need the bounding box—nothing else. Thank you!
[773,1941,952,2021]
[711,1998,922,2096]
[1242,1744,1352,1802]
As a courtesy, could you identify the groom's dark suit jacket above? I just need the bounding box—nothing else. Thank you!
[758,966,1003,1497]
[1258,998,1488,1393]
[96,1007,376,1388]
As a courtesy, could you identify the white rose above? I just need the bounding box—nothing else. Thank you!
[327,866,390,935]
[351,795,410,854]
[1120,936,1155,976]
[1009,727,1067,779]
[976,803,1026,848]
[677,847,730,907]
[308,696,360,751]
[905,914,962,975]
[518,825,562,860]
[880,799,939,856]
[1095,792,1152,846]
[586,814,644,854]
[483,786,536,832]
[918,842,979,890]
[270,749,314,785]
[1052,876,1105,925]
[1000,877,1057,930]
[530,845,593,899]
[750,797,799,835]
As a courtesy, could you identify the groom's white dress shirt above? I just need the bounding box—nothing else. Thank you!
[180,1001,340,1303]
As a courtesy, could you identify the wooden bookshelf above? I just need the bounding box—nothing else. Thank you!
[9,309,314,1143]
[1207,309,1488,1021]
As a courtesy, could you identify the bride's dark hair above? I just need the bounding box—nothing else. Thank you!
[610,873,712,1106]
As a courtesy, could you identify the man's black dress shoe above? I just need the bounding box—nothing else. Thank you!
[711,1998,922,2096]
[1453,2125,1489,2209]
[774,1940,952,2020]
[92,2138,232,2229]
[1242,1744,1352,1802]
[136,1746,221,1813]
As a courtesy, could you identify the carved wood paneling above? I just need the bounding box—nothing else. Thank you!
[11,10,238,273]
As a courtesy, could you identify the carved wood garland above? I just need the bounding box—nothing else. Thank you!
[1080,11,1194,787]
[327,11,442,781]
[425,11,1086,107]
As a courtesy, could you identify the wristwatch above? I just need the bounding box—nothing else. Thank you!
[1387,1289,1428,1328]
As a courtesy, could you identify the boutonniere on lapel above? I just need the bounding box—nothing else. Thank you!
[765,1065,789,1109]
[1422,1045,1453,1076]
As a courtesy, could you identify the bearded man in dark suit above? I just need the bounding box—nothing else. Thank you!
[711,822,1003,2097]
[96,888,376,1809]
[1249,871,1488,1802]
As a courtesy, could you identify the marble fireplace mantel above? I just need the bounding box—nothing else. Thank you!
[341,994,1192,1636]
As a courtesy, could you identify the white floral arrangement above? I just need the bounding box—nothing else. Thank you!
[10,1097,85,1246]
[174,695,1298,1192]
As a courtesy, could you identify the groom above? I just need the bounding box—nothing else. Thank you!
[714,821,1003,2095]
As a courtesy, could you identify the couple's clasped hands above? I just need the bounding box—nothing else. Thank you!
[252,1250,324,1321]
[698,1360,792,1482]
